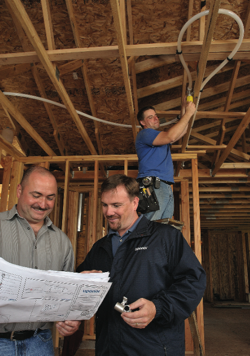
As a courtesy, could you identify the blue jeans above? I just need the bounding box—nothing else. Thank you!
[144,181,174,221]
[0,329,54,356]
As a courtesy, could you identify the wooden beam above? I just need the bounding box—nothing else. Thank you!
[135,56,176,74]
[65,0,103,157]
[31,65,67,156]
[61,160,70,233]
[110,0,137,141]
[92,160,99,245]
[0,134,25,159]
[41,0,56,51]
[17,152,198,164]
[8,161,24,209]
[190,131,250,162]
[212,107,250,175]
[137,62,234,99]
[213,61,242,165]
[0,156,12,212]
[5,0,97,155]
[191,157,204,348]
[207,231,213,303]
[58,59,83,77]
[0,91,56,156]
[1,39,250,65]
[181,0,221,151]
[127,0,139,116]
[155,73,250,112]
[193,187,250,192]
[67,191,79,270]
[220,162,250,169]
[181,180,190,245]
[244,1,250,39]
[5,0,65,156]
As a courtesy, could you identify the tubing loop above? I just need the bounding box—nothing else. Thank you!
[177,9,244,96]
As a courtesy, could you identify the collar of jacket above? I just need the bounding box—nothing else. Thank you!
[101,215,153,249]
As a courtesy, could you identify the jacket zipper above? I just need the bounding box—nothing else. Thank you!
[164,346,167,356]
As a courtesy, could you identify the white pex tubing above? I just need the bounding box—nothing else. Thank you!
[177,9,244,108]
[3,92,177,129]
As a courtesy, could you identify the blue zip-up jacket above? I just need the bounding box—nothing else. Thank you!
[77,216,206,356]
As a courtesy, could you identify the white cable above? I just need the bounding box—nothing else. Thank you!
[177,9,244,94]
[3,92,177,129]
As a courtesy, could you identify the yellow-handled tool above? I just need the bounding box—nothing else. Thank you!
[187,95,193,102]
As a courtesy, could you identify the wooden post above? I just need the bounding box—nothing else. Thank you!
[191,157,204,349]
[92,160,99,244]
[180,180,190,245]
[208,230,214,303]
[8,161,24,209]
[247,232,250,302]
[242,232,249,301]
[217,236,222,298]
[67,191,79,270]
[0,156,12,212]
[96,196,103,241]
[124,159,128,176]
[236,232,244,301]
[85,192,94,337]
[61,160,70,233]
[227,234,233,299]
[56,160,70,349]
[39,162,50,169]
[180,180,193,353]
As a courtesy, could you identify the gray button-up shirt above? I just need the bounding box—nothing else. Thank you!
[0,205,74,332]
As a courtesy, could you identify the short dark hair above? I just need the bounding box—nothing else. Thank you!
[137,106,156,128]
[101,174,139,200]
[20,166,55,188]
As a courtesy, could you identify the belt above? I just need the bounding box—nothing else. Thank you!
[160,179,173,185]
[137,177,173,186]
[0,329,41,341]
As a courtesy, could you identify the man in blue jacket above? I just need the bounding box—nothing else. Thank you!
[77,174,206,356]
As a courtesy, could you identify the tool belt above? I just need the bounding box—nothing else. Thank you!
[136,177,160,214]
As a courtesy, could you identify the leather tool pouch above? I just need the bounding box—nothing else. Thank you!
[137,182,160,214]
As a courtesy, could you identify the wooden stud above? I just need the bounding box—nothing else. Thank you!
[67,191,79,270]
[92,161,99,245]
[242,232,249,302]
[124,159,128,176]
[180,180,190,245]
[61,160,70,233]
[8,161,24,209]
[191,158,204,348]
[0,156,12,212]
[227,234,232,300]
[207,231,213,303]
[110,0,137,141]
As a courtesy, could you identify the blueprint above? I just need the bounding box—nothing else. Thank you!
[0,258,111,323]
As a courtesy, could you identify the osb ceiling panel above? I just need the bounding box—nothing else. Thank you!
[0,0,249,160]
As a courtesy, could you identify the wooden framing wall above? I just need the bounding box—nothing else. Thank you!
[202,229,250,303]
[0,152,204,354]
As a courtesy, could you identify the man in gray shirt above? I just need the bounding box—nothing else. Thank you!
[0,166,80,355]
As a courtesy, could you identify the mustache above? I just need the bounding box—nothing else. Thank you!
[31,205,49,211]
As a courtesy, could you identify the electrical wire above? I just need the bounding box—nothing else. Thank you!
[3,92,178,129]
